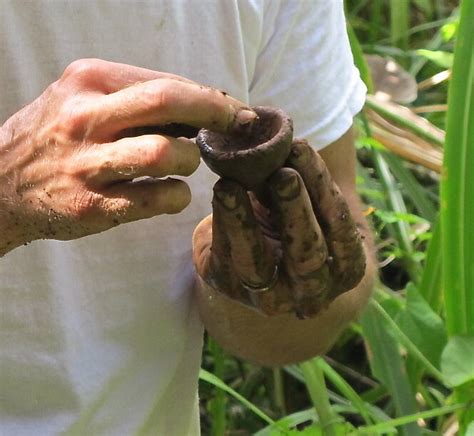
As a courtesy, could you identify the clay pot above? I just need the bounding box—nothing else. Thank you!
[196,106,293,190]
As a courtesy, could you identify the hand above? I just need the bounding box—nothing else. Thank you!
[193,139,366,319]
[0,58,256,254]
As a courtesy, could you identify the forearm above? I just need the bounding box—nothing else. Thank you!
[196,220,375,367]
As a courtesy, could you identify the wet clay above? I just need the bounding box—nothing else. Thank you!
[197,106,293,190]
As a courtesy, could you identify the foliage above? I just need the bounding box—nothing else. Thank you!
[199,1,474,435]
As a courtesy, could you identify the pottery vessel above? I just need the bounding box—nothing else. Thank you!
[197,106,293,189]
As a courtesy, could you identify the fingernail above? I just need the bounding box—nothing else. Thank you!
[288,140,310,163]
[233,109,258,133]
[275,172,300,200]
[214,190,238,210]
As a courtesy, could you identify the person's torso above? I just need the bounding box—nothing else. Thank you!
[0,1,264,434]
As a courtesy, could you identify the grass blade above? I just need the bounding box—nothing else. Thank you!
[390,0,409,60]
[369,0,383,44]
[372,150,422,281]
[254,409,318,436]
[207,339,227,435]
[381,152,438,223]
[371,299,444,382]
[440,1,474,429]
[300,358,339,436]
[365,96,445,147]
[360,302,422,436]
[410,8,459,76]
[315,359,374,425]
[441,0,474,338]
[347,20,374,94]
[199,369,276,427]
[419,219,443,313]
[352,403,469,435]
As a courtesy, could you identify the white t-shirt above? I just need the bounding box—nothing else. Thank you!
[0,1,366,434]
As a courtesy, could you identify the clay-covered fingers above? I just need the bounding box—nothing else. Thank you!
[267,168,331,318]
[83,135,200,184]
[89,78,257,138]
[211,179,291,314]
[213,179,276,286]
[286,140,366,298]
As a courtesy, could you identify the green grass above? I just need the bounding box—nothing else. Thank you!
[440,0,474,431]
[199,1,474,434]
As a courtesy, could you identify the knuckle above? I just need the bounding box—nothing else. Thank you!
[103,197,132,218]
[61,58,103,82]
[72,189,132,223]
[72,189,102,218]
[124,137,168,172]
[145,137,169,166]
[96,156,116,177]
[154,79,177,111]
[57,101,90,138]
[44,79,61,98]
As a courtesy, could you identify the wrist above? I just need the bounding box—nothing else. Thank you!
[0,205,31,257]
[0,125,32,257]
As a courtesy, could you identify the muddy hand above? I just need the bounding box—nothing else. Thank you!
[0,58,257,255]
[193,140,366,318]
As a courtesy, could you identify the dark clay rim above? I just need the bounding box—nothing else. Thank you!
[197,106,293,160]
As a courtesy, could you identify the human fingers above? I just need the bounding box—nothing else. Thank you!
[285,140,366,299]
[88,78,257,138]
[207,188,247,305]
[267,168,330,318]
[98,178,192,224]
[60,58,197,94]
[213,179,276,287]
[83,135,200,184]
[212,179,291,314]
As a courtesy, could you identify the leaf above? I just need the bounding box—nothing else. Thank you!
[353,403,468,435]
[441,335,474,387]
[441,0,474,429]
[356,136,386,151]
[370,299,443,381]
[442,19,459,42]
[256,409,316,436]
[381,153,438,224]
[380,294,404,319]
[374,209,429,225]
[466,421,474,436]
[278,425,321,436]
[419,220,443,314]
[361,303,422,436]
[259,415,356,436]
[273,423,355,436]
[315,359,375,426]
[417,49,454,68]
[199,369,276,426]
[396,284,448,368]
